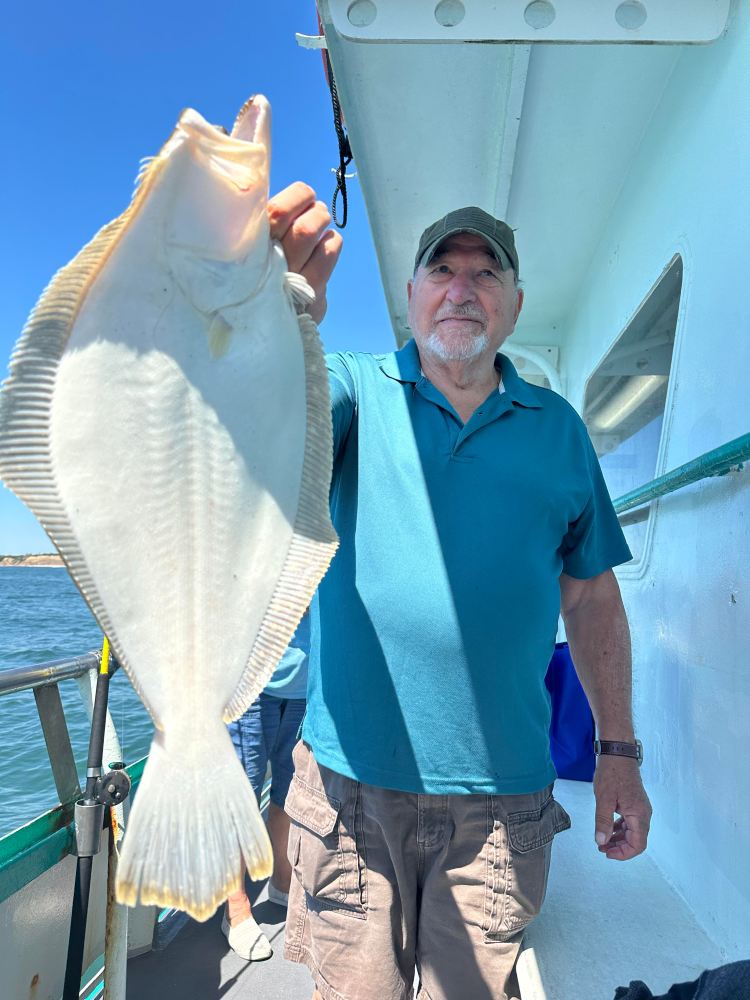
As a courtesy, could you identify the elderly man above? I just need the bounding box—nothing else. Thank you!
[268,184,652,1000]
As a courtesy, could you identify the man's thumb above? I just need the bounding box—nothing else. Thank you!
[595,806,614,846]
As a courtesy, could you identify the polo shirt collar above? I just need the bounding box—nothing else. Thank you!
[378,338,422,383]
[378,338,544,409]
[496,352,544,409]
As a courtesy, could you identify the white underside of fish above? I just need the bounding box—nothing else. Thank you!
[0,96,338,920]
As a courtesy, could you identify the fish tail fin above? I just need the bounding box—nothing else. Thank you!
[115,726,271,922]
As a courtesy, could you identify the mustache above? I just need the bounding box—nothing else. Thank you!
[435,304,487,323]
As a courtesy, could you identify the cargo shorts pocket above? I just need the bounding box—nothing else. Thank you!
[285,770,368,919]
[483,792,571,942]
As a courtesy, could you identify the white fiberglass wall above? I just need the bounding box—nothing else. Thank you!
[562,6,750,961]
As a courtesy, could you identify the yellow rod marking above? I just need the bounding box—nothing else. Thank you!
[100,635,110,675]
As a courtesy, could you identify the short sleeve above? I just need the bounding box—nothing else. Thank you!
[327,352,357,461]
[560,433,633,579]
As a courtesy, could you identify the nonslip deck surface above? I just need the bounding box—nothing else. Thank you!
[126,878,313,1000]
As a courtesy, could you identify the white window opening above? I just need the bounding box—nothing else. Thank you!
[583,255,682,564]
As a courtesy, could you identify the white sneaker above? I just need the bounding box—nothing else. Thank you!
[267,881,289,908]
[221,909,273,961]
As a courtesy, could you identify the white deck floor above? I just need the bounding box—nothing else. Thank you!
[522,780,724,1000]
[127,780,724,1000]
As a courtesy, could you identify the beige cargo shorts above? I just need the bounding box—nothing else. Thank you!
[283,741,571,1000]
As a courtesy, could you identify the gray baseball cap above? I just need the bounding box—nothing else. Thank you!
[414,207,519,275]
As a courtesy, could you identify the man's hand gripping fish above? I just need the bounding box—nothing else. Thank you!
[0,96,338,921]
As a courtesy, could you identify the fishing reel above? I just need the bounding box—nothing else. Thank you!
[94,761,131,807]
[74,763,132,859]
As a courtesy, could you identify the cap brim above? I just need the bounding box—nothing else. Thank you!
[417,228,514,272]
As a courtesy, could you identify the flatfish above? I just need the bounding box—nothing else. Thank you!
[0,96,338,920]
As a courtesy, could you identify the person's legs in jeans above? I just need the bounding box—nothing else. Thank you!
[266,696,306,898]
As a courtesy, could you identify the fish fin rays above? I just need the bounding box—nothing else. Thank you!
[116,727,272,921]
[224,310,338,722]
[0,207,157,722]
[133,156,157,196]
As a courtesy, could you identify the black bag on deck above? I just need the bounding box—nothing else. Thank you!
[613,961,750,1000]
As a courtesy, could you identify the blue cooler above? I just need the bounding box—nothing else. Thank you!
[545,641,596,781]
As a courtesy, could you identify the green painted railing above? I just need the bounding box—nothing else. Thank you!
[0,757,147,904]
[614,432,749,514]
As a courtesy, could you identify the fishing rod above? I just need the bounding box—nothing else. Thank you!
[63,637,131,1000]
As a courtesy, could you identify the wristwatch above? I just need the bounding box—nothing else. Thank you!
[593,739,643,766]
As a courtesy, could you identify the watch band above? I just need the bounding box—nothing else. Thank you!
[594,739,643,765]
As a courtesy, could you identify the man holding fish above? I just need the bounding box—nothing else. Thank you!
[273,183,651,1000]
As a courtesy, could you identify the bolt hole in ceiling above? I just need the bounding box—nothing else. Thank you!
[524,2,648,30]
[435,1,466,27]
[347,0,377,27]
[615,2,648,30]
[346,2,651,32]
[524,1,556,29]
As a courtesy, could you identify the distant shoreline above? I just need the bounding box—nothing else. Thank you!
[0,555,64,568]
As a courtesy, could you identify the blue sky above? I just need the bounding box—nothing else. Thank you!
[0,3,394,554]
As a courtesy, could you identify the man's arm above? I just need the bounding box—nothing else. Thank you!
[560,569,652,861]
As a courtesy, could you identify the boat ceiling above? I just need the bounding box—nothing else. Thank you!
[313,3,723,348]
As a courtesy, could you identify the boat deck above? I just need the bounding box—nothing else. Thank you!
[522,780,723,1000]
[127,878,313,1000]
[126,780,724,1000]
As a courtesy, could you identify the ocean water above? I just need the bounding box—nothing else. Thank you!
[0,567,153,837]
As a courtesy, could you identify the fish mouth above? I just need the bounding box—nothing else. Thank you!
[231,95,269,144]
[162,96,274,310]
[175,97,270,192]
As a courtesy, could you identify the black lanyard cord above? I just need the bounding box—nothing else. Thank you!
[325,48,353,228]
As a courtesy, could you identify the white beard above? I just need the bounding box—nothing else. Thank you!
[423,330,489,362]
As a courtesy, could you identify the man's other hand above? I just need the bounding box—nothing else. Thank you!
[593,755,652,860]
[268,182,343,324]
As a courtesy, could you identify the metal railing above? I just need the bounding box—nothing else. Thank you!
[613,431,749,514]
[0,651,112,695]
[0,650,124,901]
[0,650,268,901]
[0,651,122,817]
[0,646,268,997]
[0,654,138,1000]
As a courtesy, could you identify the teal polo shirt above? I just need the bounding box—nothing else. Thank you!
[303,339,632,795]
